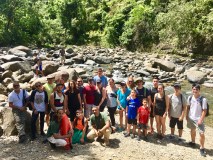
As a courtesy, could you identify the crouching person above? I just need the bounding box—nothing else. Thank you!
[87,106,111,146]
[47,109,73,150]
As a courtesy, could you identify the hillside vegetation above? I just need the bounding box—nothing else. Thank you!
[0,0,213,54]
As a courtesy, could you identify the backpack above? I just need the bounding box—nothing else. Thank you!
[189,95,209,117]
[170,94,184,110]
[135,87,148,98]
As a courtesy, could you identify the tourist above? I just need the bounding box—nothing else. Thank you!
[126,76,135,90]
[93,68,108,88]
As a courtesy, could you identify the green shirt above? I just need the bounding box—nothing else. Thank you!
[90,112,109,129]
[47,121,59,137]
[43,83,56,101]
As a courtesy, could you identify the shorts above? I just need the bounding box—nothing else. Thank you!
[154,108,165,117]
[138,123,147,129]
[169,117,183,129]
[150,105,154,118]
[61,56,65,62]
[127,118,137,125]
[36,64,42,71]
[187,118,205,133]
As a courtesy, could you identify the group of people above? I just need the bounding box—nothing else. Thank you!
[8,67,208,156]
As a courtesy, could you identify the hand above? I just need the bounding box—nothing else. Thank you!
[179,116,183,121]
[168,113,171,119]
[19,107,26,111]
[66,110,70,115]
[163,112,167,118]
[34,110,38,114]
[197,119,202,125]
[98,130,103,136]
[80,138,84,144]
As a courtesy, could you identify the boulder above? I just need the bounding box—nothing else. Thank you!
[2,70,13,80]
[42,61,59,75]
[7,83,31,93]
[47,71,69,82]
[136,69,150,76]
[66,48,74,54]
[0,84,7,95]
[8,49,27,57]
[153,59,176,72]
[175,66,185,75]
[0,107,31,136]
[85,59,96,66]
[94,56,112,64]
[12,46,32,55]
[0,55,23,63]
[186,70,207,84]
[0,94,7,102]
[1,61,31,73]
[72,55,84,64]
[3,78,13,86]
[16,71,34,83]
[30,77,48,87]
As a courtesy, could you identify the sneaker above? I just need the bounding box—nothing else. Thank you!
[42,139,48,144]
[188,142,196,148]
[49,142,56,149]
[40,132,46,136]
[137,136,141,141]
[169,135,175,140]
[143,136,149,142]
[124,133,130,137]
[19,135,27,143]
[178,138,184,144]
[200,148,206,157]
[131,134,135,139]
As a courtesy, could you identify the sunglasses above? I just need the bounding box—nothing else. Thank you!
[13,85,20,87]
[36,85,41,88]
[77,81,82,83]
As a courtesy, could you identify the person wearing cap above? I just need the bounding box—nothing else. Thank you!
[135,77,151,108]
[168,82,187,142]
[186,84,208,157]
[117,81,131,131]
[148,76,159,134]
[49,83,66,120]
[93,68,108,88]
[43,75,56,126]
[94,78,107,112]
[83,77,96,118]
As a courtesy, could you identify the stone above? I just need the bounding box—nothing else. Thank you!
[47,71,69,82]
[153,59,176,72]
[0,94,7,102]
[8,49,27,57]
[12,46,32,56]
[175,66,185,74]
[0,84,7,95]
[85,59,96,66]
[0,55,23,63]
[186,70,207,84]
[66,48,74,54]
[94,56,112,64]
[136,69,150,76]
[1,61,31,73]
[42,61,60,75]
[16,71,34,83]
[2,70,13,80]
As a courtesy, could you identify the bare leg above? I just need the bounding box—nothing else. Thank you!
[200,133,205,149]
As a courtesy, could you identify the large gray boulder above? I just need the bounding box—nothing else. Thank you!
[42,61,59,75]
[94,56,112,64]
[186,70,207,83]
[47,70,70,82]
[16,71,34,83]
[12,46,32,55]
[1,61,31,73]
[0,55,23,63]
[2,70,13,80]
[153,59,176,72]
[8,49,27,57]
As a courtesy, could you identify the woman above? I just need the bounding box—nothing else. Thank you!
[72,110,88,144]
[94,79,107,112]
[117,81,131,131]
[64,80,82,124]
[106,78,118,127]
[153,83,169,139]
[47,109,73,150]
[126,76,135,90]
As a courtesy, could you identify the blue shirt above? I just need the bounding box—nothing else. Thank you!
[93,75,108,88]
[127,98,140,119]
[117,88,131,109]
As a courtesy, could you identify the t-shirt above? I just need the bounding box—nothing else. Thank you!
[135,87,150,105]
[32,91,47,112]
[149,86,158,102]
[47,121,60,137]
[83,85,96,104]
[106,88,118,108]
[127,98,140,119]
[170,94,187,118]
[187,96,207,121]
[117,88,131,108]
[8,89,29,108]
[93,75,108,88]
[138,106,150,124]
[75,118,84,131]
[43,83,56,101]
[90,112,109,129]
[65,90,80,110]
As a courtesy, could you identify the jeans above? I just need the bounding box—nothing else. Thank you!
[108,106,117,126]
[31,111,45,137]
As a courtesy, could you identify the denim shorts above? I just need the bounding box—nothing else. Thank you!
[187,118,205,133]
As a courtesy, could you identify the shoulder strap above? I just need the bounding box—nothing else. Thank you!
[144,88,146,97]
[180,94,183,109]
[22,89,26,105]
[54,92,56,99]
[200,96,203,107]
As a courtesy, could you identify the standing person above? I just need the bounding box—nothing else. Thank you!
[106,78,118,127]
[135,77,151,107]
[149,76,159,134]
[153,83,169,139]
[72,110,88,144]
[186,84,207,157]
[94,79,107,112]
[126,76,135,90]
[8,81,29,143]
[168,82,186,142]
[117,81,131,131]
[83,77,96,118]
[137,98,150,141]
[59,47,66,65]
[43,75,56,126]
[64,80,82,124]
[35,52,44,77]
[93,68,108,88]
[124,89,140,138]
[87,106,111,146]
[50,83,66,120]
[56,78,66,93]
[30,82,48,140]
[76,77,84,101]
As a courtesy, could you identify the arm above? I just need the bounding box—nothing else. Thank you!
[163,95,169,118]
[80,119,88,142]
[147,95,151,108]
[50,93,57,112]
[179,103,186,121]
[99,120,110,133]
[64,95,69,114]
[198,99,208,125]
[9,102,22,110]
[77,93,82,110]
[98,88,106,108]
[83,93,87,108]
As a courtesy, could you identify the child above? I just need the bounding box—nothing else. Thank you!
[124,89,140,138]
[137,98,150,141]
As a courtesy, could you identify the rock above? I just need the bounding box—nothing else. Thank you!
[0,94,7,102]
[136,69,150,76]
[73,68,87,75]
[16,71,34,83]
[2,70,13,80]
[0,107,31,136]
[175,66,185,75]
[0,84,7,95]
[153,59,176,72]
[8,49,27,57]
[30,77,48,87]
[0,55,23,62]
[1,61,31,73]
[7,83,31,92]
[145,67,158,74]
[42,61,59,75]
[12,46,32,55]
[0,126,3,137]
[186,70,207,83]
[85,59,96,66]
[3,78,13,86]
[94,56,112,64]
[202,82,213,88]
[47,71,69,82]
[66,48,74,53]
[72,55,84,64]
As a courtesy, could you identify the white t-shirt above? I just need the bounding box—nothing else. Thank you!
[187,95,207,121]
[8,89,29,108]
[33,91,46,112]
[170,94,187,118]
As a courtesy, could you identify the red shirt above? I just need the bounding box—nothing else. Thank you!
[83,85,96,104]
[138,106,150,124]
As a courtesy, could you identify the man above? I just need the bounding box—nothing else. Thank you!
[83,77,96,118]
[168,82,186,142]
[43,75,56,126]
[50,83,65,120]
[87,106,111,146]
[93,68,108,88]
[149,76,159,134]
[8,81,29,143]
[59,47,66,65]
[30,82,48,140]
[135,77,151,107]
[76,77,84,101]
[186,84,207,157]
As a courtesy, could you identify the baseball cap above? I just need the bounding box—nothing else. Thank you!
[172,82,181,88]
